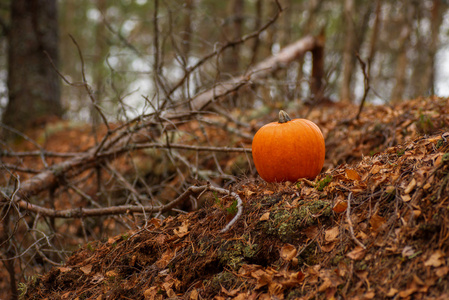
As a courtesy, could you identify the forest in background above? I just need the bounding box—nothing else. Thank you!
[1,0,449,121]
[1,0,449,299]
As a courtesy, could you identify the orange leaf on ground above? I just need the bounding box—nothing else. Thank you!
[332,200,348,213]
[345,169,361,180]
[346,246,366,260]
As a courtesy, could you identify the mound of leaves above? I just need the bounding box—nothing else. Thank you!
[24,130,449,299]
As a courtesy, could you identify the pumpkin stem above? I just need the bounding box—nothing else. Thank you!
[278,110,292,123]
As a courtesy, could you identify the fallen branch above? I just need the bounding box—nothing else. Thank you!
[165,35,323,116]
[2,183,243,232]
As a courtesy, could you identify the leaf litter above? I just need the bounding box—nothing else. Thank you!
[23,96,449,299]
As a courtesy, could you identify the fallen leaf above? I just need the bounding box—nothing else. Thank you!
[80,264,92,275]
[435,266,449,277]
[369,213,386,232]
[148,218,162,228]
[424,250,445,267]
[404,178,417,194]
[332,200,348,213]
[325,226,339,242]
[303,226,319,240]
[402,194,411,202]
[173,221,189,238]
[280,243,297,261]
[233,293,249,300]
[363,291,376,299]
[259,212,270,221]
[156,249,176,269]
[386,287,398,297]
[106,271,118,279]
[345,169,361,181]
[221,286,239,297]
[321,242,336,253]
[189,289,199,300]
[346,246,366,260]
[245,189,256,197]
[58,267,72,273]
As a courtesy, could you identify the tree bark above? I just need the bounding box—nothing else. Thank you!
[3,0,62,134]
[340,0,356,102]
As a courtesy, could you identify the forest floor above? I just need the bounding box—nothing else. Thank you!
[14,96,449,299]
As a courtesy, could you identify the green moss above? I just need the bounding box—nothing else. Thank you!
[218,239,260,270]
[316,176,332,191]
[208,271,239,293]
[263,200,332,242]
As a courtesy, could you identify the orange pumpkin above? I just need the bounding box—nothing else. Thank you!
[252,110,325,182]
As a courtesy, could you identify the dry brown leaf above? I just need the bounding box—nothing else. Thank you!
[386,287,398,297]
[220,286,239,297]
[259,212,270,221]
[321,242,336,253]
[80,264,92,275]
[148,218,162,228]
[106,270,118,277]
[332,200,348,213]
[325,226,340,242]
[156,249,176,269]
[233,293,249,300]
[404,178,417,194]
[268,281,283,297]
[370,164,382,174]
[424,250,445,267]
[280,243,297,261]
[401,194,411,202]
[245,189,256,197]
[189,289,199,300]
[435,266,449,277]
[58,267,72,273]
[346,246,366,260]
[369,213,386,232]
[363,291,376,299]
[303,226,319,240]
[173,221,189,238]
[346,169,361,181]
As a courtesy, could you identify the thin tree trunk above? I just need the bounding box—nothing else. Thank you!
[180,0,194,60]
[249,0,263,66]
[391,5,413,102]
[92,0,108,125]
[3,0,62,134]
[422,0,444,95]
[410,0,445,97]
[340,0,356,102]
[222,0,244,76]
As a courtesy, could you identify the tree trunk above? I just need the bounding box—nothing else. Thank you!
[3,0,62,134]
[421,0,444,96]
[222,0,244,76]
[391,4,413,102]
[340,0,355,102]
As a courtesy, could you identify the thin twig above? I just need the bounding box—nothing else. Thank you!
[346,192,366,249]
